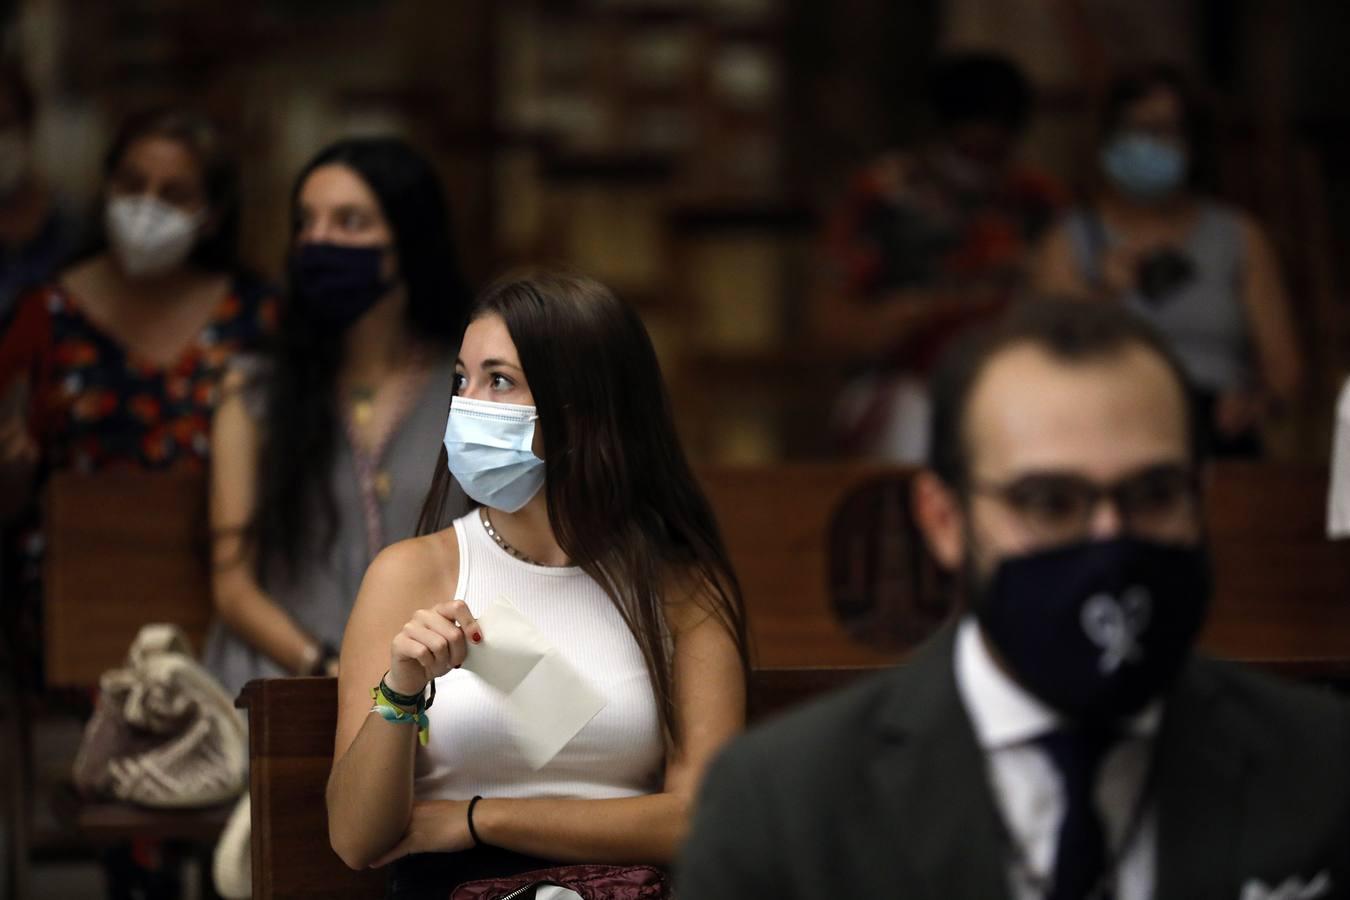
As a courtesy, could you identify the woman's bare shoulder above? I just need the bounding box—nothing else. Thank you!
[348,528,462,637]
[368,528,459,597]
[661,564,734,636]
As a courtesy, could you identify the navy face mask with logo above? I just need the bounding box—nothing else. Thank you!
[290,242,395,332]
[974,537,1211,723]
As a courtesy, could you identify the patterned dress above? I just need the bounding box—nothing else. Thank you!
[824,151,1065,457]
[0,276,276,684]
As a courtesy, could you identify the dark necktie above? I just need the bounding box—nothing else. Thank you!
[1036,728,1117,900]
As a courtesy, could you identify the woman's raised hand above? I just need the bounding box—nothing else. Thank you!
[385,599,482,696]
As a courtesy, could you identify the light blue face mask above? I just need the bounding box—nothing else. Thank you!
[1100,131,1187,201]
[442,396,545,513]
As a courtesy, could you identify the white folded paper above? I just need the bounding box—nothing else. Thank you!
[1330,377,1350,538]
[461,597,607,769]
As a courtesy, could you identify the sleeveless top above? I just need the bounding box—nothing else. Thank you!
[414,510,664,800]
[1064,201,1251,393]
[203,354,467,700]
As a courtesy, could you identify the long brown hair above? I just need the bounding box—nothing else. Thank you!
[418,270,749,746]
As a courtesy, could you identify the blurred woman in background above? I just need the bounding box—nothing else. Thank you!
[0,107,272,660]
[203,137,471,699]
[1034,65,1302,456]
[0,105,272,899]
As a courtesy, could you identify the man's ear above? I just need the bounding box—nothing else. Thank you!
[911,470,965,571]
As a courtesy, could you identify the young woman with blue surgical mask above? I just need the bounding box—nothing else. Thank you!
[327,271,750,898]
[1034,66,1302,458]
[204,138,472,701]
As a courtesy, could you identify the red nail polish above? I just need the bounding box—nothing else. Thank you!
[472,632,482,644]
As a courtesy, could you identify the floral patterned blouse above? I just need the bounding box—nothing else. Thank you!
[826,151,1066,373]
[0,275,275,688]
[0,278,276,474]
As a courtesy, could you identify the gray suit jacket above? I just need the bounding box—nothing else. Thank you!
[679,630,1350,898]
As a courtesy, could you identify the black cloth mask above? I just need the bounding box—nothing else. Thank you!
[975,537,1210,723]
[290,242,395,332]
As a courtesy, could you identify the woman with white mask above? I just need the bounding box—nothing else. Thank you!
[0,108,273,897]
[1034,65,1302,457]
[326,271,750,899]
[0,105,271,599]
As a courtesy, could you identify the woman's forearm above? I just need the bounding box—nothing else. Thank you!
[472,793,688,864]
[326,713,419,868]
[212,570,321,674]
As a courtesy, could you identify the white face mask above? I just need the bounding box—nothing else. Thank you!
[105,195,205,278]
[0,128,30,197]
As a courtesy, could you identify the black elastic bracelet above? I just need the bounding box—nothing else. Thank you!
[466,795,484,847]
[379,674,426,709]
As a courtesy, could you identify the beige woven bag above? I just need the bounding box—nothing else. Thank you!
[72,623,247,808]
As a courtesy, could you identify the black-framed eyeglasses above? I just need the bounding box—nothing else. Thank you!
[969,463,1200,543]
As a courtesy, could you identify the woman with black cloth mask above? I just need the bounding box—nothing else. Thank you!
[1034,65,1302,457]
[203,137,471,699]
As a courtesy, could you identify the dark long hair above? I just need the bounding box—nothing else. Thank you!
[97,108,243,272]
[254,137,470,576]
[417,271,749,745]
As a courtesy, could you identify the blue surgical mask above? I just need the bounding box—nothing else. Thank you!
[1100,132,1187,201]
[442,396,545,513]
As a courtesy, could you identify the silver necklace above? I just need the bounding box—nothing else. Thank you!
[479,507,548,566]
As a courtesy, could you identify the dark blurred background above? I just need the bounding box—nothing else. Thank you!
[4,0,1349,458]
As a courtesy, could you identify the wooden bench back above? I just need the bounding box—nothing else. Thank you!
[233,460,1350,898]
[699,463,924,668]
[237,667,876,900]
[42,469,212,687]
[701,462,1350,674]
[38,462,1350,684]
[1202,462,1350,677]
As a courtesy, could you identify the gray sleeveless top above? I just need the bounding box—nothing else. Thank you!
[203,355,468,699]
[1064,202,1251,392]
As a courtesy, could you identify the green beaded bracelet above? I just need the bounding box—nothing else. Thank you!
[370,686,430,746]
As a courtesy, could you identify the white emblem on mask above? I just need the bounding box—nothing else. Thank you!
[1081,587,1151,674]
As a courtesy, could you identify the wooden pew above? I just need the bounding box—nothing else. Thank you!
[43,469,214,686]
[1201,462,1350,681]
[33,461,1350,693]
[237,667,878,900]
[238,460,1350,897]
[8,470,229,895]
[700,462,1350,682]
[699,463,919,667]
[24,461,1350,899]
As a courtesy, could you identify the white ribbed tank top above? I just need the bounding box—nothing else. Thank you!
[414,511,664,800]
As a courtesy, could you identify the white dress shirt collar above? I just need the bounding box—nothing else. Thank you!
[954,616,1162,750]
